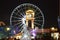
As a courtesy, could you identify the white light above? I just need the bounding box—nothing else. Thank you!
[6,27,10,31]
[14,30,16,34]
[51,27,54,30]
[51,33,54,37]
[22,18,25,24]
[31,36,35,39]
[22,16,26,24]
[54,33,59,39]
[24,34,28,38]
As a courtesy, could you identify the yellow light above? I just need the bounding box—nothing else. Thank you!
[26,10,34,18]
[53,33,59,40]
[27,14,32,18]
[26,10,34,14]
[16,36,22,39]
[26,9,35,29]
[51,27,54,30]
[6,27,10,31]
[51,27,58,31]
[51,27,55,30]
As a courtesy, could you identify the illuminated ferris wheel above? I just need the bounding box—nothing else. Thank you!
[10,3,44,32]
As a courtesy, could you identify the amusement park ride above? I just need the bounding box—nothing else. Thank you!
[10,3,44,40]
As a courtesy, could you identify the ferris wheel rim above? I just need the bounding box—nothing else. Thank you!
[10,3,44,29]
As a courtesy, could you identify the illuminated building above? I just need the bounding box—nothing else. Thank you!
[26,10,35,29]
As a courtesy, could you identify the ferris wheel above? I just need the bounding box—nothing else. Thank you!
[10,3,44,33]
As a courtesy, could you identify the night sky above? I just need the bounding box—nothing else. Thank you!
[0,0,58,28]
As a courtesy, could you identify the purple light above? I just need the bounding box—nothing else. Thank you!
[30,29,37,37]
[13,30,16,34]
[32,29,35,32]
[31,29,36,33]
[32,33,36,37]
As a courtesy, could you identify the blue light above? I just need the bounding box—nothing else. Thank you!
[0,27,4,31]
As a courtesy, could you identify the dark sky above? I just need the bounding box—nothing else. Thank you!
[59,0,60,17]
[0,0,58,28]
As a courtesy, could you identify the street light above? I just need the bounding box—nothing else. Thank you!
[51,27,55,31]
[6,27,10,31]
[51,27,58,31]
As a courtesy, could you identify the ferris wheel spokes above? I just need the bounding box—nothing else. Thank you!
[34,20,43,22]
[12,20,22,22]
[34,22,41,26]
[13,22,22,27]
[10,3,44,34]
[35,16,43,18]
